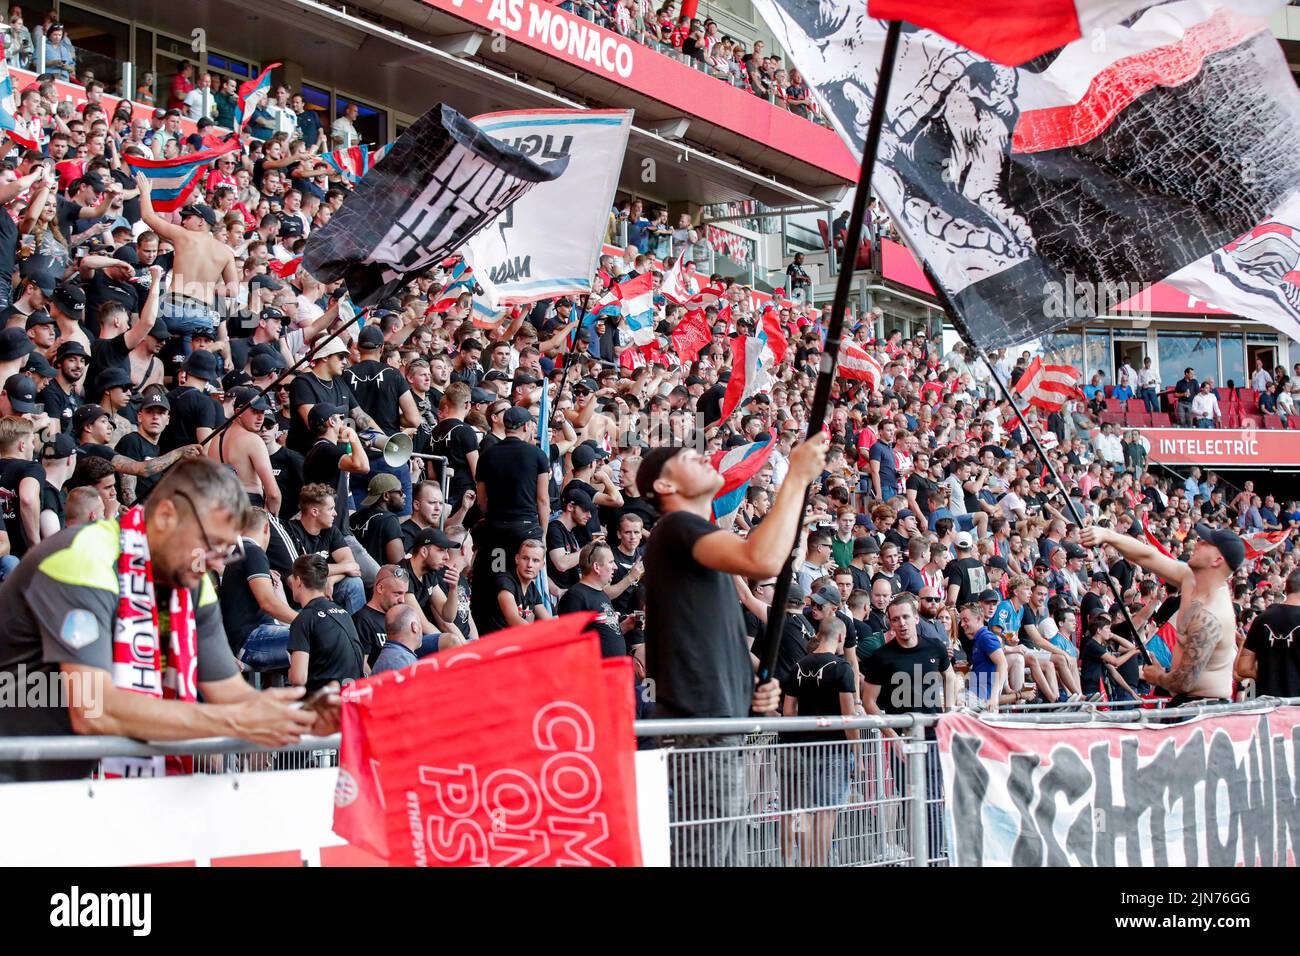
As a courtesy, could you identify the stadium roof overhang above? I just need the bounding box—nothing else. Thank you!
[125,0,843,210]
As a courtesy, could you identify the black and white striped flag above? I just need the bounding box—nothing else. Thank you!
[303,104,567,307]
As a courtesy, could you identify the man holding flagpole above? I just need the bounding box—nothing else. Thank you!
[636,431,826,865]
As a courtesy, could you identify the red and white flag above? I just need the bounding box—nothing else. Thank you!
[715,335,768,426]
[670,308,711,363]
[688,283,725,312]
[838,342,882,387]
[1013,356,1084,412]
[660,253,697,305]
[759,307,788,365]
[1243,529,1291,560]
[867,0,1162,66]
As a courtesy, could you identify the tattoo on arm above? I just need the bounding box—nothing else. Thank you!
[1166,601,1221,693]
[353,409,379,434]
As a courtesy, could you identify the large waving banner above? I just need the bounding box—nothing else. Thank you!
[334,613,641,866]
[466,109,633,307]
[936,705,1300,867]
[747,0,1300,349]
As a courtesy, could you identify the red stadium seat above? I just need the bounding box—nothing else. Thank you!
[1288,417,1300,430]
[1264,414,1285,431]
[1149,412,1171,426]
[1221,409,1240,429]
[1104,386,1115,398]
[1126,398,1146,414]
[1099,411,1125,426]
[1126,411,1151,427]
[1104,398,1125,413]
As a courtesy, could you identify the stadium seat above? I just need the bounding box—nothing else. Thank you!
[1126,398,1146,415]
[1104,386,1115,398]
[1241,415,1261,429]
[1221,409,1240,429]
[1104,398,1125,413]
[1149,412,1171,426]
[1288,417,1300,430]
[1099,411,1125,426]
[1126,411,1151,427]
[1264,414,1285,431]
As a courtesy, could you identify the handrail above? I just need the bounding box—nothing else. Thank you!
[0,697,1295,762]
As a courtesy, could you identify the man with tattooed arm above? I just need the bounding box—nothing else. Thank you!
[1080,523,1242,705]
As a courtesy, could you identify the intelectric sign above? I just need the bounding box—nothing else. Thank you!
[1139,428,1298,466]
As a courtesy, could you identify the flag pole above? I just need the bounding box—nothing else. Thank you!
[755,20,902,683]
[916,261,1153,666]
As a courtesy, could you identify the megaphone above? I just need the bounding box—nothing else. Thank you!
[378,432,413,468]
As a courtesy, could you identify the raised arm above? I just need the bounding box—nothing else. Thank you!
[1080,525,1195,592]
[134,171,186,242]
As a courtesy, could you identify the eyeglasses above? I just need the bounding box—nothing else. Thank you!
[921,597,941,603]
[173,490,242,563]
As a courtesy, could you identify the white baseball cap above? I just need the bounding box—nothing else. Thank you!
[955,531,973,550]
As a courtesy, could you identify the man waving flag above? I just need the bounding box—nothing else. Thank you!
[711,430,778,528]
[1013,356,1083,412]
[234,63,280,132]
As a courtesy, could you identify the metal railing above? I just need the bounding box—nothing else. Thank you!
[3,698,1297,866]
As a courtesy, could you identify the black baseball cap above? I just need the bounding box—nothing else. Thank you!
[180,204,218,227]
[562,487,595,512]
[978,589,1002,604]
[72,403,110,435]
[41,432,76,459]
[3,374,38,413]
[139,390,170,411]
[0,327,34,362]
[411,526,457,550]
[249,352,286,377]
[1194,523,1246,572]
[811,585,841,607]
[23,270,56,296]
[230,386,271,413]
[636,445,686,505]
[52,284,85,317]
[470,387,495,404]
[24,309,54,330]
[357,325,385,349]
[503,406,533,429]
[512,372,543,387]
[24,352,55,379]
[307,403,346,432]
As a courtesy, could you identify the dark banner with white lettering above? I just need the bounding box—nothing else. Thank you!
[937,705,1300,866]
[302,103,566,307]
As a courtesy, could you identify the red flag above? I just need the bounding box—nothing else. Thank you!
[1243,529,1291,560]
[838,342,882,386]
[268,256,302,279]
[716,335,767,426]
[865,0,1151,67]
[1013,356,1084,412]
[760,308,788,365]
[333,614,641,866]
[671,308,711,362]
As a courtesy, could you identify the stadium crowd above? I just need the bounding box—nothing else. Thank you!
[0,45,1297,770]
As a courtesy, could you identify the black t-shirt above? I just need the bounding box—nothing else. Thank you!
[345,359,409,436]
[907,473,939,521]
[116,432,163,503]
[546,520,581,589]
[39,480,66,530]
[0,458,45,557]
[85,334,132,402]
[610,545,644,615]
[776,611,816,684]
[1110,558,1135,593]
[1080,637,1108,692]
[302,439,347,489]
[480,572,544,636]
[1080,591,1106,631]
[285,519,348,564]
[288,373,358,455]
[57,196,91,247]
[287,595,365,691]
[399,558,441,620]
[269,446,304,521]
[160,385,223,453]
[40,380,81,434]
[0,202,16,302]
[780,652,857,742]
[643,510,751,718]
[697,383,725,426]
[946,557,988,607]
[556,581,624,658]
[84,272,141,337]
[219,539,275,651]
[1244,602,1300,697]
[476,436,548,525]
[429,418,481,501]
[351,605,388,668]
[863,635,951,718]
[349,503,404,565]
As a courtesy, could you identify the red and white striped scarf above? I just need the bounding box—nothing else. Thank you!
[103,505,198,777]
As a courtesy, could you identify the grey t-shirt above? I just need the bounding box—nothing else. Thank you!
[0,519,239,781]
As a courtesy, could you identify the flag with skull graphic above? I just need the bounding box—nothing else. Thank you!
[749,0,1300,349]
[303,104,567,308]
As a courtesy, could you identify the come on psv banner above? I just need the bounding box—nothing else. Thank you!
[936,705,1300,867]
[466,109,633,307]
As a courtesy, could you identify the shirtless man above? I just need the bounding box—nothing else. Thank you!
[563,372,618,451]
[136,171,238,349]
[126,317,169,392]
[208,386,281,514]
[1080,522,1242,704]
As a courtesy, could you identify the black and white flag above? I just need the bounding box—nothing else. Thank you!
[303,104,567,307]
[749,0,1300,349]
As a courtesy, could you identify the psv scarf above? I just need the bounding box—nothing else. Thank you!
[103,506,199,777]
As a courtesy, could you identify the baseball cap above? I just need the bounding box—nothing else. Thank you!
[978,589,1001,604]
[51,284,85,317]
[512,372,542,387]
[503,406,533,429]
[811,585,841,607]
[24,352,55,379]
[147,317,172,342]
[571,444,600,470]
[0,328,34,362]
[1194,522,1246,572]
[72,403,110,435]
[1064,543,1087,560]
[362,472,402,507]
[411,526,457,550]
[182,349,219,380]
[307,403,345,432]
[955,531,973,550]
[3,374,38,413]
[55,340,89,362]
[250,352,286,377]
[222,370,252,392]
[575,377,598,393]
[357,325,385,349]
[313,335,350,359]
[23,270,56,296]
[786,583,807,607]
[180,203,218,227]
[229,386,271,414]
[24,309,54,330]
[562,487,595,512]
[988,555,1009,571]
[470,387,495,404]
[897,509,915,521]
[40,432,76,459]
[635,445,686,505]
[259,306,287,325]
[483,370,511,384]
[93,366,133,394]
[139,390,170,411]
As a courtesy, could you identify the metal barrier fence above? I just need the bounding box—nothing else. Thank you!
[2,698,1297,866]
